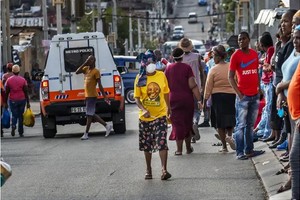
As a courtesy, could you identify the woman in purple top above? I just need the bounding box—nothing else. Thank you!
[164,48,202,155]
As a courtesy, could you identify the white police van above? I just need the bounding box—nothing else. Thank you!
[40,32,125,138]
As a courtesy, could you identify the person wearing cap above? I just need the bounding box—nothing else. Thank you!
[5,65,30,137]
[2,63,14,85]
[178,38,205,140]
[134,50,172,180]
[165,47,202,155]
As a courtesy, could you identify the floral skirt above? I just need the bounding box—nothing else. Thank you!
[139,116,169,153]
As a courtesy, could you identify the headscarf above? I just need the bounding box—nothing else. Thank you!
[136,50,157,87]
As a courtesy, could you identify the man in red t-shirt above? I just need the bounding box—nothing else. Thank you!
[229,32,265,160]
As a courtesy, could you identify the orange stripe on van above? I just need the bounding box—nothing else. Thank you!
[40,87,124,115]
[48,88,115,102]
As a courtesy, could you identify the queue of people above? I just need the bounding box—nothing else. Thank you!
[132,14,299,200]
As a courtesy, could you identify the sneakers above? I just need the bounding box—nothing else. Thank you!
[277,139,288,151]
[192,124,200,141]
[198,121,210,127]
[81,133,89,140]
[105,124,113,137]
[225,137,236,150]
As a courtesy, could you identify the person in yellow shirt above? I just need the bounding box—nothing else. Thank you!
[134,50,172,180]
[76,55,112,140]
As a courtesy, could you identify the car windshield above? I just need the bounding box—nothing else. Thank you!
[173,31,183,34]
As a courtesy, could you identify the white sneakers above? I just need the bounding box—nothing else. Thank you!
[105,124,113,137]
[80,124,113,140]
[81,133,89,140]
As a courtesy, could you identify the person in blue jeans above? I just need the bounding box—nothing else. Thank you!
[5,65,30,137]
[254,33,274,139]
[229,32,265,160]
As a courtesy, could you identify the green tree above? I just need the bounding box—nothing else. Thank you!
[77,13,93,33]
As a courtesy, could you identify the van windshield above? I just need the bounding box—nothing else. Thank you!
[64,47,94,72]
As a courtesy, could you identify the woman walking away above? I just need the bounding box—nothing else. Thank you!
[134,50,172,180]
[203,45,236,152]
[5,65,30,137]
[164,47,202,155]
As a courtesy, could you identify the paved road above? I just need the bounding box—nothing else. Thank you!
[1,104,266,200]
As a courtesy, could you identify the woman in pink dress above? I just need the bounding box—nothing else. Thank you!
[165,48,202,155]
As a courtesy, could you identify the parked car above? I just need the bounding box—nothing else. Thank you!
[173,25,184,32]
[114,55,140,104]
[171,30,184,40]
[192,40,206,56]
[198,0,207,6]
[188,12,197,23]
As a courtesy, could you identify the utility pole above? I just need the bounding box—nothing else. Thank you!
[138,18,141,53]
[129,12,133,56]
[97,0,103,32]
[70,0,76,33]
[2,0,11,64]
[112,0,117,48]
[52,0,63,34]
[42,0,49,40]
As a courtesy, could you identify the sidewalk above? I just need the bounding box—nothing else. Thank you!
[251,141,291,200]
[31,100,41,117]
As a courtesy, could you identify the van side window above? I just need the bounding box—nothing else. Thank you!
[64,47,94,72]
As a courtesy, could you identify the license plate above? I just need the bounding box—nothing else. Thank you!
[71,107,86,113]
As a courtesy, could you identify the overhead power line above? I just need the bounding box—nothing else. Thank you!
[101,12,232,20]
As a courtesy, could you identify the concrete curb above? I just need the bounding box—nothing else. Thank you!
[251,141,291,200]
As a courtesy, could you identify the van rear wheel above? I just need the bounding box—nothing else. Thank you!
[41,114,57,138]
[113,123,126,134]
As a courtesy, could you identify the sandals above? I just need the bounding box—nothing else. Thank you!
[218,148,228,153]
[161,170,172,180]
[277,179,291,193]
[145,169,152,180]
[212,142,223,146]
[174,151,182,156]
